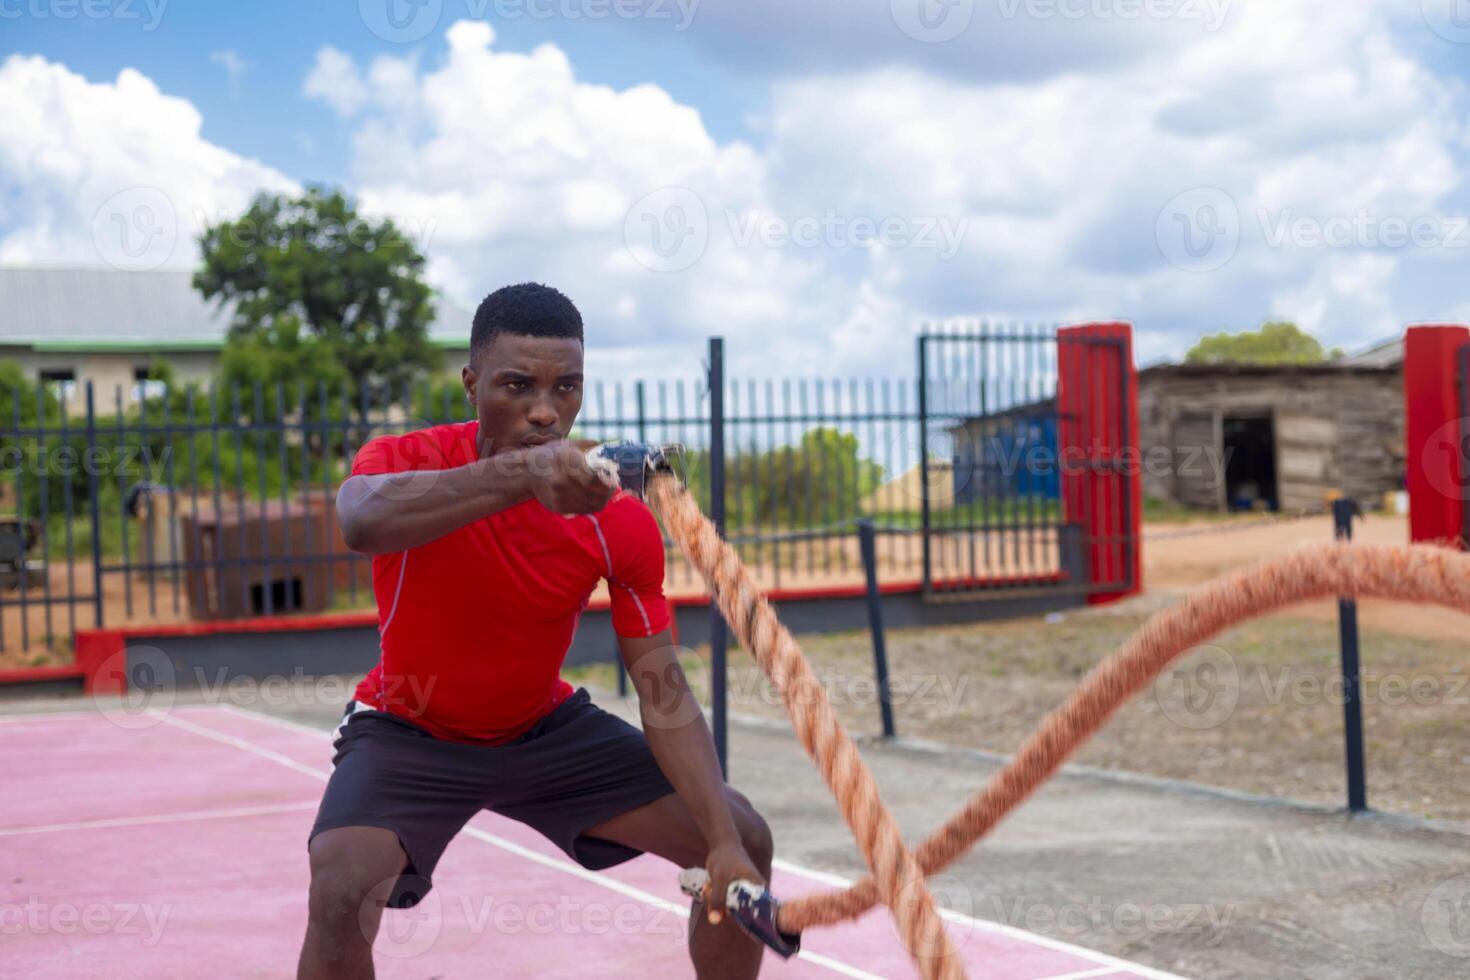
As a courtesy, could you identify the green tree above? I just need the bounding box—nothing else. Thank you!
[194,187,437,412]
[1185,321,1343,365]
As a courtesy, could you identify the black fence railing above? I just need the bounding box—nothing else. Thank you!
[0,327,1134,657]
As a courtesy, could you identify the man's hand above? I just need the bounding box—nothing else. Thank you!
[523,440,618,515]
[703,840,766,926]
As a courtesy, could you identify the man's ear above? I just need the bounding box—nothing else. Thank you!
[461,363,476,406]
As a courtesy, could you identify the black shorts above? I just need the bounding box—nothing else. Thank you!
[308,687,677,908]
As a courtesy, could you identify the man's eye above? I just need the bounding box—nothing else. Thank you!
[506,381,528,391]
[557,383,579,393]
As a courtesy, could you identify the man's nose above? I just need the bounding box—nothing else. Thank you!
[527,395,558,427]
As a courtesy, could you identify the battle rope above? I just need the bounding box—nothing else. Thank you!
[648,478,963,979]
[649,474,1470,976]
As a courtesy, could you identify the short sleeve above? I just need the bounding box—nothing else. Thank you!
[350,429,459,477]
[601,495,672,639]
[350,434,403,476]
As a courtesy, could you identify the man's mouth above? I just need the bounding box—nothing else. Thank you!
[521,433,558,447]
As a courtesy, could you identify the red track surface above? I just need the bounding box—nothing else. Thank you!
[2,705,1178,979]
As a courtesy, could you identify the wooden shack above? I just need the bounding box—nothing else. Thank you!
[1138,359,1403,513]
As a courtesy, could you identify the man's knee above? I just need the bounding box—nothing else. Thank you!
[307,827,408,930]
[728,791,774,873]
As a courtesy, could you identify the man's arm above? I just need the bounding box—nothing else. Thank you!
[338,441,617,555]
[619,629,764,924]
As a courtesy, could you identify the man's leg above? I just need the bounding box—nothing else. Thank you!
[584,787,775,980]
[297,826,409,980]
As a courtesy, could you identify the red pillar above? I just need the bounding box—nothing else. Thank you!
[75,628,129,695]
[1404,324,1470,546]
[1057,321,1142,604]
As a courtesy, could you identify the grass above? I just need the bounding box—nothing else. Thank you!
[568,604,1470,823]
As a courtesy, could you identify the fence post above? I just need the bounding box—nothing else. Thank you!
[85,382,105,630]
[916,334,931,593]
[708,338,728,777]
[858,519,896,738]
[1461,345,1470,549]
[615,382,653,700]
[1334,498,1368,813]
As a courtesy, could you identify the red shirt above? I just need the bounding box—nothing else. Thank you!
[349,421,671,744]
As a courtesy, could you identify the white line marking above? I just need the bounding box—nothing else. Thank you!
[154,710,333,783]
[169,707,885,979]
[0,801,319,837]
[215,703,336,737]
[1031,968,1123,980]
[771,859,1189,980]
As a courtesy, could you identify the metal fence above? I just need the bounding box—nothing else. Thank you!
[0,327,1139,656]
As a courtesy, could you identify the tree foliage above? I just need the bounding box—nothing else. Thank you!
[194,187,438,409]
[1185,321,1344,365]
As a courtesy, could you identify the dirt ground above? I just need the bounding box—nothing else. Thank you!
[572,510,1470,825]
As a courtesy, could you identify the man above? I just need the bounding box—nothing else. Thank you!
[298,283,772,979]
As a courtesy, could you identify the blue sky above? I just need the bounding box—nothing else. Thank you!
[5,1,1470,377]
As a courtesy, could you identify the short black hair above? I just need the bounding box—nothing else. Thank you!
[470,282,583,361]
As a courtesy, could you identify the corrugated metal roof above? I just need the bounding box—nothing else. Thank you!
[0,266,471,347]
[1333,337,1403,368]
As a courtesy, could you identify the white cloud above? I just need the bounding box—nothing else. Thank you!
[209,49,248,101]
[6,2,1470,376]
[0,54,297,272]
[302,46,369,118]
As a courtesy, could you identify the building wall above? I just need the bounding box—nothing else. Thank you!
[1138,368,1403,511]
[3,348,218,410]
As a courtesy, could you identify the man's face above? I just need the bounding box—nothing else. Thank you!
[462,333,584,456]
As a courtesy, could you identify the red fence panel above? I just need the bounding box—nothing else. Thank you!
[1056,321,1141,604]
[1404,324,1470,546]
